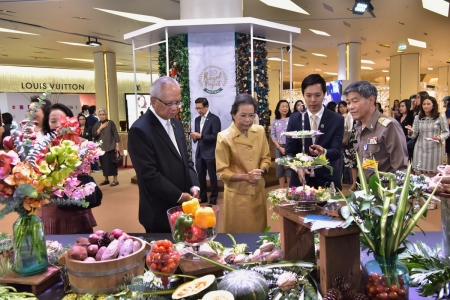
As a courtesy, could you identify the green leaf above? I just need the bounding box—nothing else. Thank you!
[340,206,350,219]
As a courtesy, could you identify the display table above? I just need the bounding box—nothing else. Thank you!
[30,232,443,299]
[274,205,360,295]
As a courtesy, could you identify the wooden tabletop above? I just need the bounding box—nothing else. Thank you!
[274,205,359,237]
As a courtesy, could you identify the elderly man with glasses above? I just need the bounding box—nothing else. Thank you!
[128,76,200,233]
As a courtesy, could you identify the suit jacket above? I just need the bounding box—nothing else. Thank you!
[193,112,221,160]
[128,109,200,233]
[286,109,344,190]
[79,126,92,140]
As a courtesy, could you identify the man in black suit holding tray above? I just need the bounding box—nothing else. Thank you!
[285,74,344,190]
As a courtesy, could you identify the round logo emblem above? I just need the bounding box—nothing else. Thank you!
[198,66,228,94]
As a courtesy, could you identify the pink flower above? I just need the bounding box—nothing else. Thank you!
[0,150,20,180]
[83,182,96,196]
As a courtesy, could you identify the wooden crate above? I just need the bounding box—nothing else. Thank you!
[0,266,60,295]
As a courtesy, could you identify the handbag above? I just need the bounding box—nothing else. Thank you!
[113,150,124,167]
[58,174,103,210]
[342,131,352,146]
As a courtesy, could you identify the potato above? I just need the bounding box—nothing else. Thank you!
[117,235,127,248]
[95,246,107,261]
[101,240,120,261]
[121,233,131,240]
[68,245,88,261]
[88,234,100,244]
[84,257,96,262]
[118,239,134,258]
[76,237,90,248]
[132,240,141,253]
[87,244,99,257]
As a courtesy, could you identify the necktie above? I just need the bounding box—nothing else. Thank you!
[200,116,206,133]
[166,120,180,156]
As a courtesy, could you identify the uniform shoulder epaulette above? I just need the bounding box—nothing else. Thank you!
[378,117,392,127]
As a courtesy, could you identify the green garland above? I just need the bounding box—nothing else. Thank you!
[158,34,192,155]
[235,33,270,140]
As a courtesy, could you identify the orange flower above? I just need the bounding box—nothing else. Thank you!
[0,181,15,196]
[4,162,35,186]
[23,196,50,215]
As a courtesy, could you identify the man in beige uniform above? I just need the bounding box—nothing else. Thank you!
[344,81,408,180]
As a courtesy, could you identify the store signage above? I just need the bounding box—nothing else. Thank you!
[197,65,228,94]
[20,82,85,90]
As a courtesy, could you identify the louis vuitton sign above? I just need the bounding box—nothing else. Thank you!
[20,82,85,90]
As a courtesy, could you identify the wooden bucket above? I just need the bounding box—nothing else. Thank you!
[58,236,149,294]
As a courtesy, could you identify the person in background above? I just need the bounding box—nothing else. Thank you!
[339,101,358,190]
[326,101,337,112]
[81,105,89,118]
[271,100,291,188]
[29,95,51,136]
[406,96,449,175]
[39,103,97,234]
[375,102,384,114]
[293,100,305,113]
[86,105,98,128]
[78,113,92,141]
[286,74,344,190]
[190,97,221,205]
[344,81,408,180]
[395,99,415,161]
[414,91,430,115]
[128,76,199,233]
[216,93,271,233]
[391,99,400,118]
[444,96,450,164]
[0,112,12,149]
[92,109,121,187]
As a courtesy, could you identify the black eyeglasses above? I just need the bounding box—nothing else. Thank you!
[155,97,181,108]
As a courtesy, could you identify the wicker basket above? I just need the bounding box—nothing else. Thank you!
[58,236,149,294]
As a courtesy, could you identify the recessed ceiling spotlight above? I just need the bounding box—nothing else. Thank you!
[94,8,165,23]
[259,0,310,15]
[64,58,94,62]
[324,72,338,75]
[408,38,427,48]
[397,50,404,53]
[267,57,287,61]
[0,10,16,13]
[361,66,373,70]
[361,60,375,64]
[428,67,434,70]
[377,42,390,48]
[382,70,389,72]
[293,64,304,67]
[312,53,327,57]
[422,0,449,17]
[57,41,91,47]
[0,28,38,35]
[314,69,322,71]
[309,29,330,36]
[86,37,102,47]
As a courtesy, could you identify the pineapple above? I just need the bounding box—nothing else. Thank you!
[323,288,342,300]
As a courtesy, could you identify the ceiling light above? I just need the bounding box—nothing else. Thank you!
[0,28,38,35]
[314,69,322,71]
[352,0,374,15]
[259,0,309,15]
[94,8,165,23]
[361,60,375,64]
[428,67,434,70]
[377,42,390,48]
[309,29,330,36]
[361,66,373,70]
[312,53,327,57]
[57,41,91,47]
[293,64,304,67]
[398,44,407,51]
[408,38,427,48]
[324,72,338,75]
[64,58,94,62]
[86,37,102,47]
[267,57,287,61]
[397,50,404,53]
[422,0,449,17]
[382,70,389,73]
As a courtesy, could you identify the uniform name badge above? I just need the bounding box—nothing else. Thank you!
[362,158,378,170]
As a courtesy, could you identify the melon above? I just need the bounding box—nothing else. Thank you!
[172,274,218,299]
[202,290,235,300]
[217,270,269,300]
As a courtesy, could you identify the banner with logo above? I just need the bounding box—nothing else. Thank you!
[188,32,236,140]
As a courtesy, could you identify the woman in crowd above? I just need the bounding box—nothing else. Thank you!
[391,99,400,118]
[92,108,121,187]
[406,96,449,175]
[375,102,384,114]
[271,100,291,188]
[39,103,97,234]
[292,100,305,113]
[216,94,271,233]
[413,91,429,115]
[29,96,51,137]
[326,101,337,112]
[78,113,92,140]
[395,99,415,161]
[0,112,12,149]
[339,101,358,190]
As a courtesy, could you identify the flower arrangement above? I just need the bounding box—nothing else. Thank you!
[0,111,103,218]
[281,130,322,137]
[275,153,333,174]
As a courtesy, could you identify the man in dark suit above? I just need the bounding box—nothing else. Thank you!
[190,98,221,205]
[128,76,200,233]
[285,74,344,190]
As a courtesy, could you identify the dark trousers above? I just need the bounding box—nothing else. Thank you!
[196,157,218,204]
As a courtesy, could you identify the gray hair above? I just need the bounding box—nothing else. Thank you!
[98,108,106,114]
[150,76,180,98]
[343,81,378,102]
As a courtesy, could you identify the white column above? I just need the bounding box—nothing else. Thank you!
[338,42,361,82]
[180,0,243,19]
[94,52,119,125]
[389,53,420,102]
